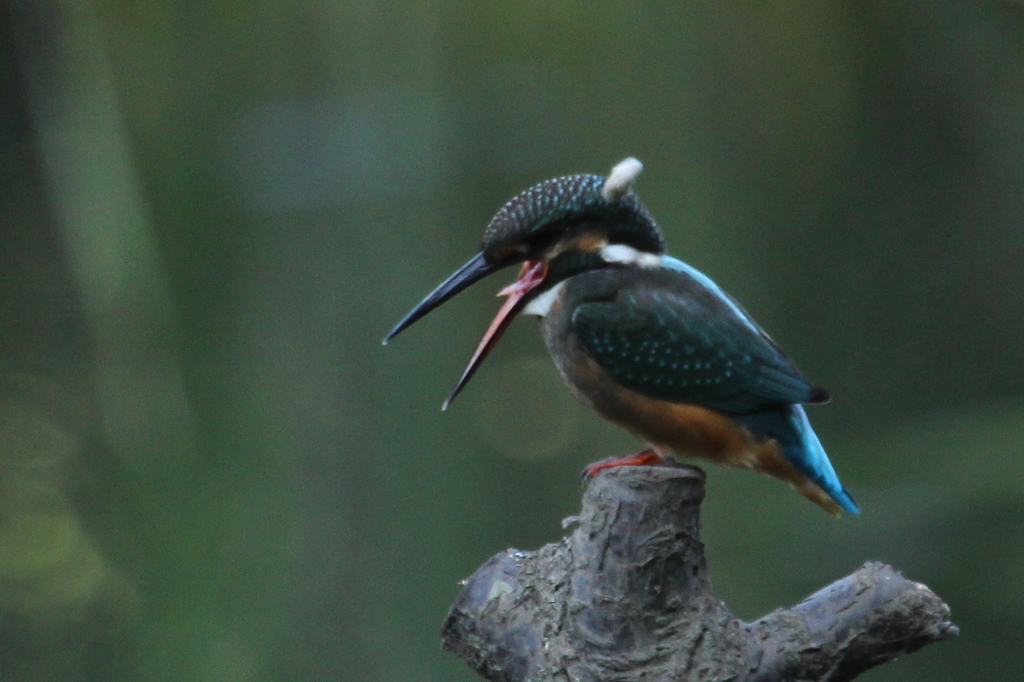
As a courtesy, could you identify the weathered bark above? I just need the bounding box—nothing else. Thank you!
[442,464,957,682]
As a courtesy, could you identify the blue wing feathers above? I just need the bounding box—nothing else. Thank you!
[571,265,822,413]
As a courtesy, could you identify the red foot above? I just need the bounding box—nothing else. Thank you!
[581,448,664,479]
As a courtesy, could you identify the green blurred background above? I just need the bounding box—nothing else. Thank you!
[1,1,1022,680]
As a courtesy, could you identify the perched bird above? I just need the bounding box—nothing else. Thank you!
[385,158,858,516]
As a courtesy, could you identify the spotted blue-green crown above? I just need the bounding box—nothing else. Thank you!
[480,173,664,263]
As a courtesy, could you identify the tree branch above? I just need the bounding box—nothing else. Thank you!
[442,464,958,682]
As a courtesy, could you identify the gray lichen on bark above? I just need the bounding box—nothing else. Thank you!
[442,465,958,682]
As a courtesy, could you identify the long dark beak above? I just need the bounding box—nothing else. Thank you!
[442,260,547,409]
[383,252,501,344]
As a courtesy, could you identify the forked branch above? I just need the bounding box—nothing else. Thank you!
[443,465,957,682]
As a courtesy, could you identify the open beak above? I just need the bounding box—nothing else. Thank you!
[384,252,502,344]
[443,260,547,409]
[383,253,549,408]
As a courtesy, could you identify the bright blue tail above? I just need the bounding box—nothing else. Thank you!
[737,406,859,514]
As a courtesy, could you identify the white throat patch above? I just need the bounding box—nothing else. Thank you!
[523,281,566,318]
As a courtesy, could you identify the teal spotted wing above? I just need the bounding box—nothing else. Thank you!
[570,271,825,415]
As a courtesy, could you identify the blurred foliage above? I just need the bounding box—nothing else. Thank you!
[1,0,1023,680]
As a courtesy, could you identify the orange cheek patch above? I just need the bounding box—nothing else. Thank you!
[549,231,609,259]
[575,232,609,253]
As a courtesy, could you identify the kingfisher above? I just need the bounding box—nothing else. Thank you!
[385,158,858,516]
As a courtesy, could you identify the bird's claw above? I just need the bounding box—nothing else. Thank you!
[580,448,664,480]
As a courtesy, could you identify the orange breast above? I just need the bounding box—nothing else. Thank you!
[551,348,756,465]
[604,385,765,468]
